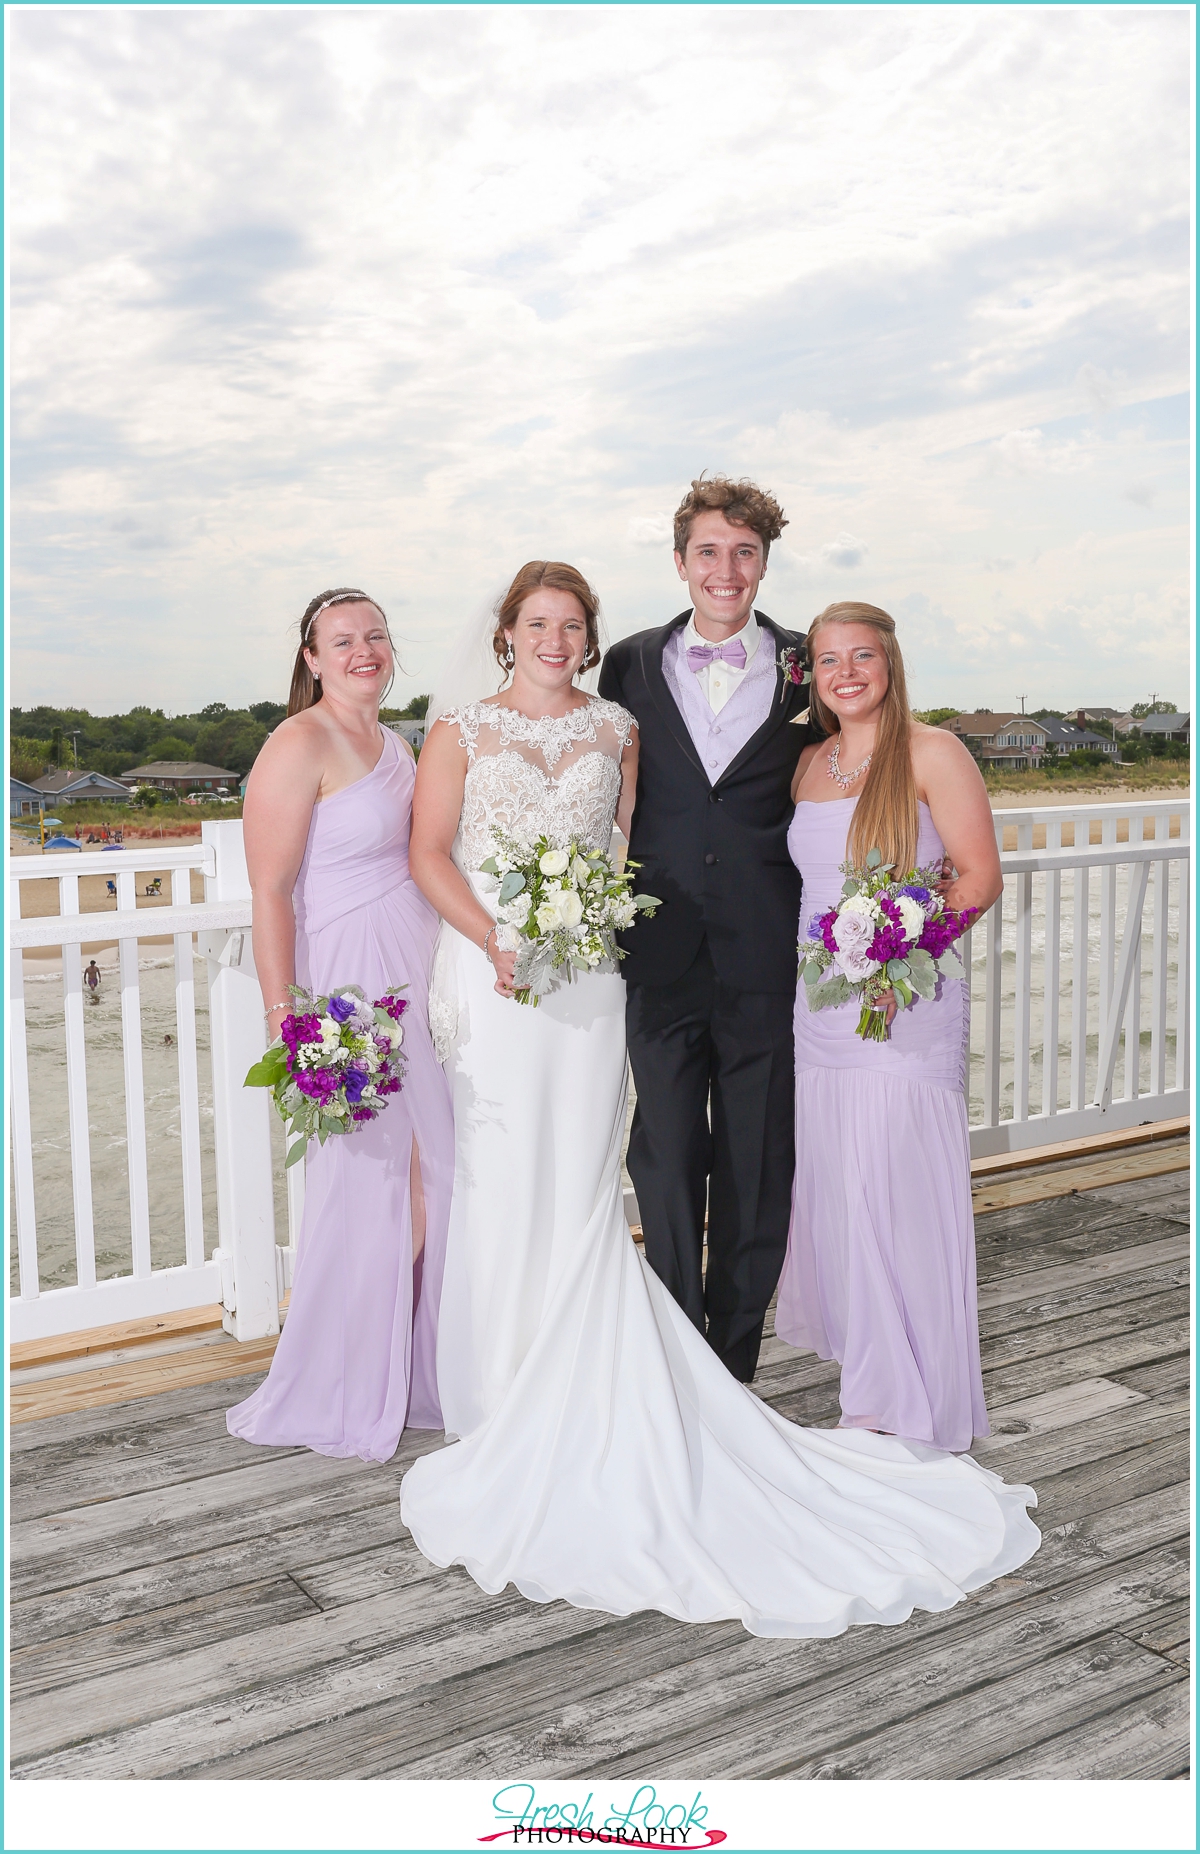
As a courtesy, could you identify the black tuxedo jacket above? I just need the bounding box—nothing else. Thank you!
[598,610,817,993]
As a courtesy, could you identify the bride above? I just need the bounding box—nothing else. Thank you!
[403,560,1039,1639]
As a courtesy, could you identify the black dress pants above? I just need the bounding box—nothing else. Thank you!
[625,940,796,1382]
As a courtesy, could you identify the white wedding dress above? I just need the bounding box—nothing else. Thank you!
[400,696,1040,1639]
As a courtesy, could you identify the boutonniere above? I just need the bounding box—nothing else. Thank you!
[778,646,810,705]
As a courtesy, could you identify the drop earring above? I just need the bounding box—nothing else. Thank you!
[504,639,514,668]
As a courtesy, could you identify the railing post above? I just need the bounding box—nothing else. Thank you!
[200,822,279,1341]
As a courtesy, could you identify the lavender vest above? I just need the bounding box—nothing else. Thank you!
[661,622,778,783]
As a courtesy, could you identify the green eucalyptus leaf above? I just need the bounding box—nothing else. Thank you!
[866,848,882,868]
[498,871,527,902]
[284,1138,308,1169]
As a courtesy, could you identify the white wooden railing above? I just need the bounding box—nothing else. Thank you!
[7,801,1192,1343]
[8,824,294,1343]
[964,800,1190,1156]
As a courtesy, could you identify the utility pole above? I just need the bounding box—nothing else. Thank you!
[69,730,81,768]
[1018,695,1027,715]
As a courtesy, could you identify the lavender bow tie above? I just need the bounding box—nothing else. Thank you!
[686,638,747,673]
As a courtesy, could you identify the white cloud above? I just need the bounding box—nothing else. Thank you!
[627,514,674,548]
[990,428,1094,475]
[7,6,1190,714]
[820,532,869,570]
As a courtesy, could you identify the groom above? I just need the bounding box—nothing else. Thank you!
[599,474,814,1382]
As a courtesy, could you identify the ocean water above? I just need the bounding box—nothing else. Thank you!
[10,857,1187,1297]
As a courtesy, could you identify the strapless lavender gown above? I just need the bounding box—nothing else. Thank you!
[777,797,988,1454]
[227,730,454,1461]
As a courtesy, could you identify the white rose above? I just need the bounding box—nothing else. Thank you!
[897,895,926,943]
[539,849,570,877]
[570,855,592,885]
[831,908,880,982]
[556,889,584,928]
[535,899,563,933]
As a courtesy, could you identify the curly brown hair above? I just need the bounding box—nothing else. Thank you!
[493,561,602,676]
[673,474,788,561]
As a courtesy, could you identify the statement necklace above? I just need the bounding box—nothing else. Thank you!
[828,738,872,792]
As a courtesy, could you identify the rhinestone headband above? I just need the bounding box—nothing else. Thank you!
[302,591,383,640]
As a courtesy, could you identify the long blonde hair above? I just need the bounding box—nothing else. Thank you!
[807,601,919,876]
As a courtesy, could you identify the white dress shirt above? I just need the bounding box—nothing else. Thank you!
[683,611,761,715]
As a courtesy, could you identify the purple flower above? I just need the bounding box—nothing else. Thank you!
[343,1066,369,1106]
[917,905,976,958]
[327,994,357,1024]
[808,908,840,954]
[375,992,408,1022]
[295,1067,338,1101]
[866,919,908,965]
[898,883,932,909]
[281,1012,322,1058]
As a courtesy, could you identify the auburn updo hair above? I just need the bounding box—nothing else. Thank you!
[492,561,601,679]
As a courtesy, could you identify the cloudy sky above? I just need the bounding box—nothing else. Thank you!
[8,4,1192,717]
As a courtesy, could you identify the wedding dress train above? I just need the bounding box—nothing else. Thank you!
[400,697,1039,1638]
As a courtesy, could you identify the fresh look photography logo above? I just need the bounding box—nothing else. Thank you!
[480,1785,727,1848]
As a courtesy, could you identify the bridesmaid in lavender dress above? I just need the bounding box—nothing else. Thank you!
[777,601,1002,1455]
[227,589,453,1461]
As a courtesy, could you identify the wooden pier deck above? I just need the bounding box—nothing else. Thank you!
[9,1165,1191,1782]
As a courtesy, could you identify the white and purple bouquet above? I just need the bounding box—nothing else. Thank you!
[479,828,660,1006]
[244,984,408,1166]
[800,849,977,1043]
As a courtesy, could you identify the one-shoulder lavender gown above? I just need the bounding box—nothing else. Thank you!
[777,797,988,1455]
[227,730,454,1461]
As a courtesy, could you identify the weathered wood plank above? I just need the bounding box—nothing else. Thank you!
[1084,1172,1192,1212]
[10,1575,320,1699]
[1030,1435,1190,1530]
[1111,1354,1191,1398]
[971,1391,1189,1484]
[659,1633,1184,1781]
[12,1584,617,1777]
[10,1338,282,1425]
[978,1251,1189,1330]
[394,1540,1191,1783]
[979,1379,1148,1451]
[981,1317,1190,1408]
[287,1533,445,1610]
[970,1146,1188,1215]
[9,1425,306,1524]
[974,1683,1191,1780]
[11,1499,415,1649]
[973,1217,1190,1284]
[980,1287,1188,1375]
[8,1373,271,1453]
[46,1488,1193,1783]
[10,1451,417,1599]
[1122,1597,1190,1657]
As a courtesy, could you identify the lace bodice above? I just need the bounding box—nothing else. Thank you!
[442,697,636,869]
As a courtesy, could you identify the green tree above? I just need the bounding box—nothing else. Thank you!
[9,736,52,782]
[143,735,194,762]
[249,701,287,726]
[912,707,961,727]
